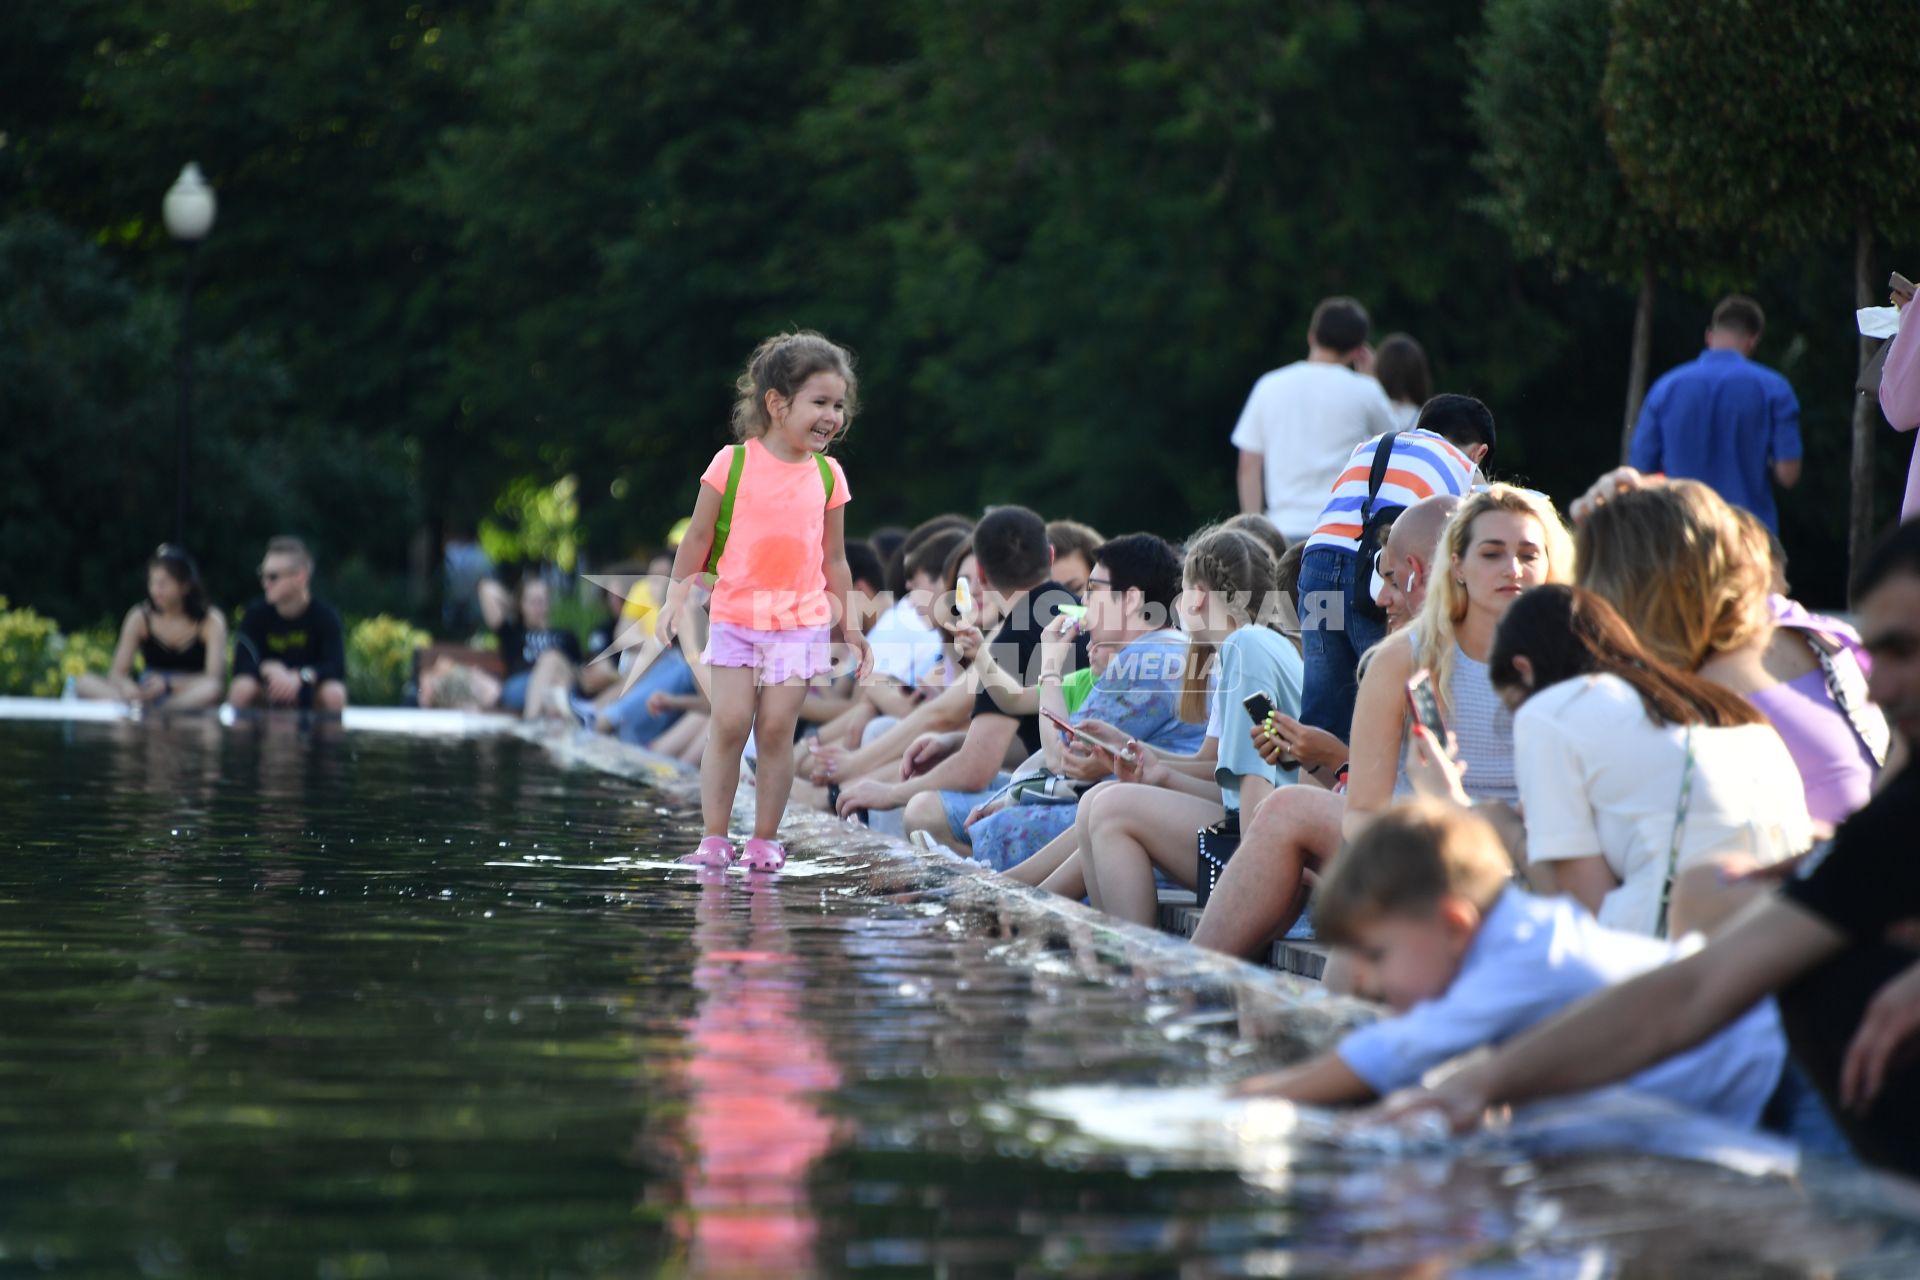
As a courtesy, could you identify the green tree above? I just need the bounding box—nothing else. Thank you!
[1468,0,1718,459]
[419,0,915,551]
[1,0,487,601]
[1604,0,1920,570]
[0,213,418,627]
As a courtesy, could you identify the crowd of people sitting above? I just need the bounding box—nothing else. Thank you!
[60,291,1920,1178]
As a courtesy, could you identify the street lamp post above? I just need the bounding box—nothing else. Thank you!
[162,163,216,548]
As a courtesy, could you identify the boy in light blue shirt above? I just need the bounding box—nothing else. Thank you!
[1235,801,1786,1129]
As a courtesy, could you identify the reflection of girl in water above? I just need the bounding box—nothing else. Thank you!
[679,871,840,1275]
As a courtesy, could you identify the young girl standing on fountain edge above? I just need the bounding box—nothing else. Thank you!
[657,332,873,870]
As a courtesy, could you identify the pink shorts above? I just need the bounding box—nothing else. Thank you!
[703,622,834,684]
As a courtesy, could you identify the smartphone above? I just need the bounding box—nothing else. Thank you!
[1242,691,1297,769]
[1405,669,1452,748]
[1893,271,1915,304]
[1056,604,1087,621]
[1040,708,1077,741]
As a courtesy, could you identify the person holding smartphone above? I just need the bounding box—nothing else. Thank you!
[965,535,1205,871]
[1009,527,1302,924]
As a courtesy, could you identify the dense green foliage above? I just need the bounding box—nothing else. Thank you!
[4,1,1916,625]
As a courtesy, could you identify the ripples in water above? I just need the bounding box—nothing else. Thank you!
[0,714,1916,1277]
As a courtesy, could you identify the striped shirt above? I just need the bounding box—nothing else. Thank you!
[1303,429,1479,555]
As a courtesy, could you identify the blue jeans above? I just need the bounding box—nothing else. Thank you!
[499,671,532,713]
[599,649,698,746]
[1298,545,1386,740]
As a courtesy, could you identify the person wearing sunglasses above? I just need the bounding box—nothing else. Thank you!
[229,536,347,713]
[74,544,228,710]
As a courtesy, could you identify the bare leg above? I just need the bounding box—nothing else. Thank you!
[227,676,263,709]
[748,681,810,841]
[653,709,705,758]
[165,675,225,710]
[675,716,710,766]
[1068,780,1122,903]
[521,650,575,720]
[74,674,139,702]
[1082,786,1224,927]
[904,790,967,853]
[1001,822,1081,887]
[699,668,757,838]
[1036,849,1087,900]
[1191,785,1341,958]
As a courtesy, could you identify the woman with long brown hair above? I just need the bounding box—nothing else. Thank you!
[1578,480,1887,833]
[1479,584,1810,937]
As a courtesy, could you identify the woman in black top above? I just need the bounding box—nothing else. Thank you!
[478,572,582,719]
[76,544,228,709]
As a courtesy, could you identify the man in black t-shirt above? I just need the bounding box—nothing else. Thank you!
[832,505,1089,850]
[1378,519,1920,1175]
[230,536,349,712]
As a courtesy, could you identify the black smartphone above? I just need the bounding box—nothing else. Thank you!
[1405,669,1452,748]
[1241,691,1298,769]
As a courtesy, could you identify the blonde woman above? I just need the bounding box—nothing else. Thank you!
[1342,485,1575,841]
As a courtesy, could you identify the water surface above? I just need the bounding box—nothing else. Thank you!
[0,716,1915,1277]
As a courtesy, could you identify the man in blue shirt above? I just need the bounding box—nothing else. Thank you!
[1630,295,1802,532]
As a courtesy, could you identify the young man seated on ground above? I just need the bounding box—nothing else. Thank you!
[951,533,1205,866]
[1232,800,1788,1133]
[1378,519,1920,1176]
[833,505,1086,843]
[229,536,349,713]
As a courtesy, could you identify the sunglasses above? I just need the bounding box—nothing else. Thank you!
[259,569,295,584]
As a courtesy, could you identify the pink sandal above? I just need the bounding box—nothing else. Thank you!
[680,836,736,868]
[741,838,787,871]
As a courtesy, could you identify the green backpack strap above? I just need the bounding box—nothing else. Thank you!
[705,446,834,577]
[705,445,748,576]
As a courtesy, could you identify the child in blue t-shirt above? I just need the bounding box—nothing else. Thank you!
[1234,801,1787,1131]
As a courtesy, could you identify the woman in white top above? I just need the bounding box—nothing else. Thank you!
[1479,585,1810,937]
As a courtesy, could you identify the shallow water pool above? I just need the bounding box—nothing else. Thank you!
[0,715,1916,1277]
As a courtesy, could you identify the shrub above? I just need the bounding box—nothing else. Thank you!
[57,626,119,685]
[0,596,62,696]
[347,615,432,706]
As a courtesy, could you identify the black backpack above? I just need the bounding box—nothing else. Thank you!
[1349,432,1404,626]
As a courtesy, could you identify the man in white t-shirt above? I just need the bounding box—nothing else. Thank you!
[1233,296,1400,543]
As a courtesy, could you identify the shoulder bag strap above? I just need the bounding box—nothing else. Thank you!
[705,445,748,576]
[1358,430,1400,527]
[1796,627,1891,768]
[1653,725,1697,938]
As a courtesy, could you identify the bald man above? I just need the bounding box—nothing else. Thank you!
[1372,493,1462,630]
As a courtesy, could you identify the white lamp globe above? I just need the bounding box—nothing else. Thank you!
[162,163,217,241]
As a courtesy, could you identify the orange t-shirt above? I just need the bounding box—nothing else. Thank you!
[700,438,851,630]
